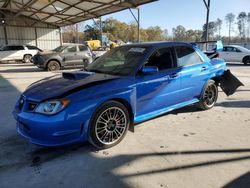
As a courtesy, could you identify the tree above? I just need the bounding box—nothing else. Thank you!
[237,12,247,40]
[216,18,222,37]
[225,13,235,43]
[172,25,186,41]
[202,21,217,40]
[247,12,250,41]
[146,26,165,41]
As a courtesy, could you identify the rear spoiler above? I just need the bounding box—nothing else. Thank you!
[191,40,223,52]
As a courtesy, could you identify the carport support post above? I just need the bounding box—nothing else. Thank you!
[129,7,140,43]
[203,0,210,50]
[137,7,140,43]
[3,25,8,45]
[34,27,38,46]
[100,17,103,47]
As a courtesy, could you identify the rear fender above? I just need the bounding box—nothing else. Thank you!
[219,70,244,96]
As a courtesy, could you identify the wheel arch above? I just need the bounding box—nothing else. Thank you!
[210,76,220,85]
[242,55,250,63]
[91,97,135,133]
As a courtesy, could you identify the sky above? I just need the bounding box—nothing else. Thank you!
[83,0,250,37]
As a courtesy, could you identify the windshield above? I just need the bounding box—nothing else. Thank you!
[53,45,67,52]
[86,46,148,76]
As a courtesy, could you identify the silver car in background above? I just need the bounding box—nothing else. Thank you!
[219,45,250,65]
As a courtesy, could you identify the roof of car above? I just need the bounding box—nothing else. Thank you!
[224,45,241,48]
[62,43,84,46]
[124,41,192,48]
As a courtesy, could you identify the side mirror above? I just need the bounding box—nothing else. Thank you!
[142,66,159,75]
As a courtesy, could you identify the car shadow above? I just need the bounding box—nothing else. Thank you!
[227,62,249,67]
[216,100,250,108]
[223,171,250,188]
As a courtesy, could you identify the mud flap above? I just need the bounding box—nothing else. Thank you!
[219,70,244,96]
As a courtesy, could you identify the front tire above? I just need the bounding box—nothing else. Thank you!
[198,80,218,110]
[89,101,130,149]
[47,61,60,71]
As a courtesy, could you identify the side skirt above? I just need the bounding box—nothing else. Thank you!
[134,98,199,123]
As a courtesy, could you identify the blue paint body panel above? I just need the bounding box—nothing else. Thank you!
[13,42,226,146]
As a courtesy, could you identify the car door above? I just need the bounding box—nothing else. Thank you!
[2,45,24,61]
[12,46,26,60]
[175,45,209,102]
[135,47,182,118]
[220,47,240,62]
[62,45,80,66]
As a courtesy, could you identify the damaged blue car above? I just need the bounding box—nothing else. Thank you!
[13,42,243,149]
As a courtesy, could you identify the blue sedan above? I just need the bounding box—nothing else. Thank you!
[13,42,242,149]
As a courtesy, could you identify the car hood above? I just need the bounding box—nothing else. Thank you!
[23,71,121,102]
[37,51,59,56]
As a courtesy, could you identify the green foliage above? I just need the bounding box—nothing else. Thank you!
[83,18,168,42]
[237,12,247,39]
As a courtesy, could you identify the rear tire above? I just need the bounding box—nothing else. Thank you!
[23,55,32,63]
[47,61,60,71]
[89,101,130,149]
[197,80,218,110]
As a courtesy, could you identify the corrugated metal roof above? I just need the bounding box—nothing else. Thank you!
[0,0,157,27]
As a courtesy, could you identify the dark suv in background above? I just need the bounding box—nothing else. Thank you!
[33,44,94,71]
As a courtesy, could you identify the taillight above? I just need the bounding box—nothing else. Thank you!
[214,52,219,58]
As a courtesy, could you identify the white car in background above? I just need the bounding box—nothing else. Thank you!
[0,45,42,63]
[219,45,250,65]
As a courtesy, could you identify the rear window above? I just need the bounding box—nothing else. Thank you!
[27,45,42,51]
[175,46,203,67]
[79,45,88,51]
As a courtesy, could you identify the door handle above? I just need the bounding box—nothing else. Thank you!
[201,66,207,71]
[169,73,179,79]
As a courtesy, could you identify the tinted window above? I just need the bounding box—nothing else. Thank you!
[3,46,24,51]
[64,46,77,53]
[224,47,241,52]
[175,46,202,67]
[145,47,173,71]
[53,45,67,52]
[11,46,24,50]
[79,45,87,51]
[26,45,42,51]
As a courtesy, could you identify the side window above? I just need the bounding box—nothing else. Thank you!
[223,47,227,52]
[227,47,237,52]
[175,46,203,67]
[64,46,77,53]
[79,45,87,51]
[10,46,24,51]
[27,45,40,50]
[235,48,241,52]
[145,47,173,71]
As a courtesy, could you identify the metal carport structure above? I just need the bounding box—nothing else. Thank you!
[0,0,157,47]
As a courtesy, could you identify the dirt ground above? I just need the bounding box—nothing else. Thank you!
[0,62,249,188]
